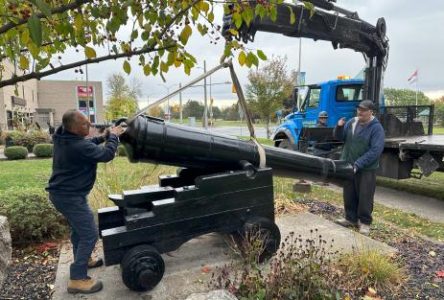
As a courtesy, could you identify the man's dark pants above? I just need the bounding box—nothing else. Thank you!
[49,194,98,280]
[342,169,376,225]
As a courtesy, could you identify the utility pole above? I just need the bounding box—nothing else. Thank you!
[85,63,91,122]
[179,83,183,123]
[203,60,208,129]
[296,37,302,110]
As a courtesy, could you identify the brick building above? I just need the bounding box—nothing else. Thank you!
[0,62,104,130]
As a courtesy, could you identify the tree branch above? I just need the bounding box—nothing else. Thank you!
[0,39,70,60]
[0,0,94,35]
[0,44,176,88]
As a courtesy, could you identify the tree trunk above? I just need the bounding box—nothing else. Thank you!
[266,118,270,139]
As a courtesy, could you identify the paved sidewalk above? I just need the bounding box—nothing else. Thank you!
[53,212,395,300]
[327,184,444,224]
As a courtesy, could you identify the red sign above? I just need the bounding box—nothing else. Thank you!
[77,86,94,99]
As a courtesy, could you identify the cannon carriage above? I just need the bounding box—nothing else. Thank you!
[98,115,353,291]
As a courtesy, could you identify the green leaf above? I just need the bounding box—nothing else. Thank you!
[123,60,131,74]
[74,14,83,29]
[141,31,150,41]
[257,50,267,61]
[180,25,192,45]
[131,30,138,40]
[160,61,168,73]
[19,55,29,70]
[238,51,247,66]
[20,30,30,45]
[184,64,191,75]
[270,7,278,22]
[84,46,97,59]
[143,64,151,76]
[233,12,242,29]
[28,43,39,58]
[303,1,316,18]
[27,15,42,47]
[247,52,258,67]
[153,56,159,69]
[35,0,52,18]
[208,11,214,23]
[199,1,210,13]
[288,6,296,24]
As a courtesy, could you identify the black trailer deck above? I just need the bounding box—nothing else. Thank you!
[384,135,444,152]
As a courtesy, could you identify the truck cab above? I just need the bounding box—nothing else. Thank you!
[273,78,381,151]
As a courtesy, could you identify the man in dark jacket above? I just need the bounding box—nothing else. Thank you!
[333,100,385,235]
[46,110,125,294]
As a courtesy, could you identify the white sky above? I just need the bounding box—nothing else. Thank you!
[46,0,444,107]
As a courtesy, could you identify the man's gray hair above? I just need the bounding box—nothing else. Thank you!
[62,109,80,131]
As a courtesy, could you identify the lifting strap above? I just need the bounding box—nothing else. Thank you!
[227,61,266,169]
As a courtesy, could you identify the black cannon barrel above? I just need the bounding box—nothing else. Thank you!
[118,115,353,182]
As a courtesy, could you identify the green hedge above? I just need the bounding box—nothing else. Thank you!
[117,144,127,156]
[33,143,53,158]
[5,130,51,152]
[4,146,28,160]
[0,188,67,245]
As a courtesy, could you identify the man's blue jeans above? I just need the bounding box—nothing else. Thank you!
[49,194,98,280]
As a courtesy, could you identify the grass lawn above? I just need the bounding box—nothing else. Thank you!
[377,171,444,201]
[433,126,444,134]
[294,185,444,242]
[0,159,52,190]
[1,156,442,241]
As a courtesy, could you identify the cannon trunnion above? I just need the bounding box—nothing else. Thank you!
[98,166,281,292]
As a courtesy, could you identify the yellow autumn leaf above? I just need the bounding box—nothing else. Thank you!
[143,64,151,76]
[238,51,247,66]
[84,46,97,59]
[19,55,29,70]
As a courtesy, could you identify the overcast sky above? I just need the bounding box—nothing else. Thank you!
[46,0,444,107]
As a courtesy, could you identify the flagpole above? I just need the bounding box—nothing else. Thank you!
[415,68,418,106]
[415,80,418,106]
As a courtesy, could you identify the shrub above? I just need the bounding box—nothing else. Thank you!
[33,143,54,158]
[0,188,67,245]
[0,129,5,145]
[336,249,405,295]
[4,146,28,160]
[5,130,51,152]
[212,230,342,300]
[117,144,127,156]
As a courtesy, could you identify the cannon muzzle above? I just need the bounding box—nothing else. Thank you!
[118,115,353,183]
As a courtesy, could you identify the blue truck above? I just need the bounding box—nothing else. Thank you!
[272,77,444,179]
[273,77,368,151]
[223,0,444,180]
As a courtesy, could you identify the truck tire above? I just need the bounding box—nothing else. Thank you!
[278,139,291,149]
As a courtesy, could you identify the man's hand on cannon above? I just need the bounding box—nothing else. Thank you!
[110,124,126,136]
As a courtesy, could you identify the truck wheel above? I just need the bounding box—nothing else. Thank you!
[278,139,290,149]
[121,244,165,291]
[235,217,281,263]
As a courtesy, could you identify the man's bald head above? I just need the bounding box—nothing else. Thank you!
[62,110,90,136]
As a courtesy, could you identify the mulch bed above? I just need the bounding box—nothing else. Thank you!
[305,199,444,300]
[0,242,59,300]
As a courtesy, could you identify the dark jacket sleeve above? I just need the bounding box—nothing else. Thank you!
[79,134,119,163]
[89,135,106,145]
[333,120,351,142]
[355,123,385,170]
